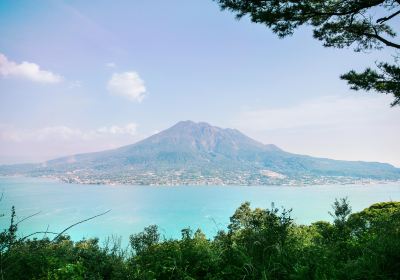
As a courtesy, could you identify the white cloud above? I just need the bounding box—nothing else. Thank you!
[0,53,63,84]
[35,126,84,141]
[0,123,139,143]
[97,123,137,136]
[68,80,82,89]
[235,95,397,131]
[0,125,86,142]
[106,62,116,68]
[107,72,146,102]
[233,95,400,166]
[0,123,142,164]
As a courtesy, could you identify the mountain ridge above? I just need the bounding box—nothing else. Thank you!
[1,121,399,185]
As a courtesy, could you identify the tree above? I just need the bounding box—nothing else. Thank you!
[214,0,400,106]
[129,225,160,255]
[329,197,352,229]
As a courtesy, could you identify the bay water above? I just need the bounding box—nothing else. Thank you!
[0,176,399,245]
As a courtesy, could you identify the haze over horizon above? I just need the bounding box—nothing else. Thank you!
[1,1,399,167]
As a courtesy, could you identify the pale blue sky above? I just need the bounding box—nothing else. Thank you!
[0,0,399,166]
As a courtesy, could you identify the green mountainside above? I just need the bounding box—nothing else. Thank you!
[1,121,399,185]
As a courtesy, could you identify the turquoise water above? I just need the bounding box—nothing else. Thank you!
[0,177,399,245]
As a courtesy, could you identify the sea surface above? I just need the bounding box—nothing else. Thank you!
[0,176,399,245]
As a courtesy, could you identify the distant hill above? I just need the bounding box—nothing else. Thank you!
[1,121,399,185]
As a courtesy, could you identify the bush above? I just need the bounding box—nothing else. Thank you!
[0,200,399,279]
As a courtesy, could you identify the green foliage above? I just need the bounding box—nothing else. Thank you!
[129,225,160,255]
[47,262,85,280]
[214,0,400,106]
[341,62,400,106]
[129,227,221,279]
[0,200,399,279]
[329,197,352,228]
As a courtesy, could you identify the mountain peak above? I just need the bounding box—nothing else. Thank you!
[164,120,223,137]
[171,120,216,129]
[115,120,274,164]
[174,120,197,126]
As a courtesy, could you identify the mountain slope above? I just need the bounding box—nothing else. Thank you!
[1,121,399,185]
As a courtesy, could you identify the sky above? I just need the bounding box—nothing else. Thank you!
[0,0,399,167]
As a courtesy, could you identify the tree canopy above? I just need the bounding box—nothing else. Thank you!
[1,200,400,279]
[214,0,400,106]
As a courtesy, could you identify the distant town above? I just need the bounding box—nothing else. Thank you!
[42,170,397,186]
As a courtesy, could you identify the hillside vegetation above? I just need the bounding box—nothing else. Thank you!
[2,121,400,185]
[1,200,399,279]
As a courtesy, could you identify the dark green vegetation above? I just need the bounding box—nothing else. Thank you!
[1,121,400,185]
[1,200,399,279]
[214,0,400,106]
